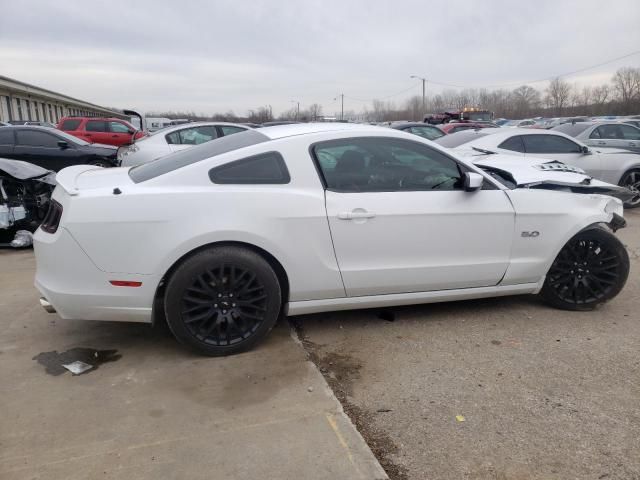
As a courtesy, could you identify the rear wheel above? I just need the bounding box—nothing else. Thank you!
[540,228,629,311]
[164,246,281,356]
[619,169,640,208]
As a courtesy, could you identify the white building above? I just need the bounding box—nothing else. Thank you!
[0,75,126,124]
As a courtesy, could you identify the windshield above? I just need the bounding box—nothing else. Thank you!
[434,130,491,148]
[129,129,269,183]
[55,129,90,146]
[551,123,592,137]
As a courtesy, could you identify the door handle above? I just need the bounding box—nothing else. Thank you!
[597,141,606,145]
[338,210,376,220]
[630,143,637,147]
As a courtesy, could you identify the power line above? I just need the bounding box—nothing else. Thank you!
[428,49,640,90]
[337,49,640,105]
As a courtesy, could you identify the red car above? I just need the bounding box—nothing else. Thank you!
[437,122,495,134]
[57,117,145,147]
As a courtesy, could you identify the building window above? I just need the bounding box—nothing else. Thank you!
[16,98,23,121]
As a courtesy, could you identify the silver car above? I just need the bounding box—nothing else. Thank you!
[553,122,640,153]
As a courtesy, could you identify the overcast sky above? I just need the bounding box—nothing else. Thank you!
[1,0,639,116]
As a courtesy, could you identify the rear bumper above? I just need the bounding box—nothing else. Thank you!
[33,227,154,323]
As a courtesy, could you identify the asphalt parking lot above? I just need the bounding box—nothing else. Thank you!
[294,208,640,480]
[1,212,638,480]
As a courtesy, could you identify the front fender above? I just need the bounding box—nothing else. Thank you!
[501,190,623,286]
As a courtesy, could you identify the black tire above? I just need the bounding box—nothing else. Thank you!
[619,169,640,208]
[540,228,629,311]
[164,246,281,356]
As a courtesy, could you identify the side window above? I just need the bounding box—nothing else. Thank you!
[498,136,525,153]
[313,137,462,192]
[16,130,60,148]
[167,126,218,145]
[408,126,443,140]
[220,126,246,136]
[620,125,640,140]
[86,120,107,132]
[109,121,131,133]
[209,152,290,184]
[589,127,601,139]
[522,135,582,154]
[0,129,14,145]
[60,119,81,131]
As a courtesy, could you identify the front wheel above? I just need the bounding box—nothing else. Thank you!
[619,169,640,208]
[164,247,282,356]
[540,228,629,311]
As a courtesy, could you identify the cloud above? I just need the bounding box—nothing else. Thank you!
[1,0,638,115]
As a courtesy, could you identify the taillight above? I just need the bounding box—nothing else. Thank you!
[40,199,63,234]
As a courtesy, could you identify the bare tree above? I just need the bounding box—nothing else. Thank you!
[612,67,640,113]
[545,77,572,115]
[512,85,540,118]
[307,103,323,121]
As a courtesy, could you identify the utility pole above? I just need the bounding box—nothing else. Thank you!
[410,75,427,120]
[334,94,344,121]
[291,100,300,121]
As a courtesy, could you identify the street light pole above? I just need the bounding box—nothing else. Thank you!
[334,94,344,121]
[410,75,427,120]
[291,100,300,121]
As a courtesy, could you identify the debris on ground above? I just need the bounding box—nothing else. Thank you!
[32,348,121,376]
[10,230,33,248]
[456,415,466,422]
[62,360,93,375]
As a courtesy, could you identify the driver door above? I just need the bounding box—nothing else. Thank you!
[314,137,515,297]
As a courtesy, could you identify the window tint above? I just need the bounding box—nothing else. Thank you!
[522,135,581,154]
[130,129,270,183]
[209,151,290,184]
[60,119,81,131]
[313,137,462,192]
[620,125,640,140]
[166,125,218,145]
[498,136,525,153]
[434,130,490,148]
[109,121,130,133]
[86,120,107,132]
[16,130,60,148]
[0,129,14,145]
[589,127,601,139]
[220,125,246,136]
[407,126,444,140]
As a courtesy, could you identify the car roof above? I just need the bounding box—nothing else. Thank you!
[148,121,252,136]
[257,122,383,140]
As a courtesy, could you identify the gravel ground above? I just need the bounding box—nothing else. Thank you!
[294,209,640,480]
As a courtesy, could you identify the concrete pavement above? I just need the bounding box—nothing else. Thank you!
[0,251,387,480]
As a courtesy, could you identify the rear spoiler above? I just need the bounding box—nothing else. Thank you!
[54,165,101,195]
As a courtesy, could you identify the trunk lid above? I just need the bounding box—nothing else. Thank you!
[55,165,134,195]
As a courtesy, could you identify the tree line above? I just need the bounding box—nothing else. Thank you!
[146,67,640,124]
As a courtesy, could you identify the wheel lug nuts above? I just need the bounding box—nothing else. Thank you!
[214,304,218,308]
[229,293,234,297]
[232,303,236,307]
[223,310,227,314]
[217,293,222,298]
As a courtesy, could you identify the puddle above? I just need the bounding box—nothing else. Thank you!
[33,348,122,376]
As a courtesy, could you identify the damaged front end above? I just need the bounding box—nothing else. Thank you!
[474,157,638,205]
[0,158,55,247]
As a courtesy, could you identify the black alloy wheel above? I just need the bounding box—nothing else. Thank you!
[540,228,629,311]
[165,247,281,356]
[619,170,640,208]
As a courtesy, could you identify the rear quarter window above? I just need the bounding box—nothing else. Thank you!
[209,152,290,184]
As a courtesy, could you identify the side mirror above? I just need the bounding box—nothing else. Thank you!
[57,141,69,150]
[464,172,484,192]
[581,145,591,155]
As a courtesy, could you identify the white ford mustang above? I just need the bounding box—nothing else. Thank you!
[34,123,630,356]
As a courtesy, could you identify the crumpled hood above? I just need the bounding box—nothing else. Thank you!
[458,151,636,202]
[0,157,56,185]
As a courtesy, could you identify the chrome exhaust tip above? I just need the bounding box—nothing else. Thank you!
[39,297,56,314]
